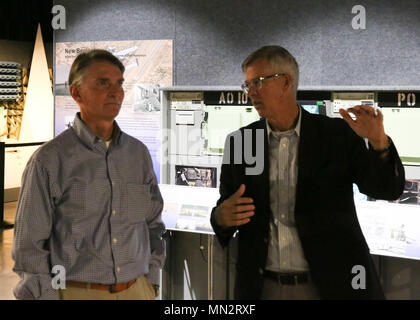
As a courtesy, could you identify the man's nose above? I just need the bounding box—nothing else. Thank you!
[108,83,123,97]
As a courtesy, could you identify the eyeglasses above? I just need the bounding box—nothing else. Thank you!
[241,73,286,94]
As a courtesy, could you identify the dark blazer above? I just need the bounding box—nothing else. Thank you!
[211,108,405,299]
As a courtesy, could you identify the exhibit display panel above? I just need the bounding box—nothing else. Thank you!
[382,108,420,165]
[379,91,420,166]
[160,88,258,234]
[55,40,173,182]
[300,101,326,115]
[161,87,420,262]
[161,88,260,191]
[332,92,375,113]
[159,184,218,235]
[356,200,420,261]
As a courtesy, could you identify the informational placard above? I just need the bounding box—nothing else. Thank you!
[55,40,173,182]
[356,200,420,261]
[378,91,420,165]
[381,107,420,165]
[203,91,252,106]
[159,184,219,235]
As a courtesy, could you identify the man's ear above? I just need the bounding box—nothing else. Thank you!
[70,84,82,103]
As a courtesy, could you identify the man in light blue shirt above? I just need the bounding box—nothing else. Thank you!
[12,49,165,300]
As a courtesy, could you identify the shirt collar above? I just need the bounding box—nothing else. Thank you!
[71,112,122,149]
[266,105,302,138]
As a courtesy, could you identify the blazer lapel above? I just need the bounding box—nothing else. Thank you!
[297,108,325,180]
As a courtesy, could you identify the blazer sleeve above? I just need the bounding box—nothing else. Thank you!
[210,132,242,247]
[347,126,405,200]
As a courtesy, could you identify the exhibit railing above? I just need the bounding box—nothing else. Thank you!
[0,141,45,229]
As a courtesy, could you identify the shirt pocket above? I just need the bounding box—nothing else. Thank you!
[126,183,151,223]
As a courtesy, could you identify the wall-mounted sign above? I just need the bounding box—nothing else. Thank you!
[203,91,252,106]
[378,92,418,108]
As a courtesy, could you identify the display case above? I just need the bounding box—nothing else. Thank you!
[160,87,420,261]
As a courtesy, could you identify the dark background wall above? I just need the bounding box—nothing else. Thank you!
[0,0,53,71]
[0,40,53,70]
[54,0,420,88]
[52,0,420,300]
[0,1,53,202]
[0,0,53,43]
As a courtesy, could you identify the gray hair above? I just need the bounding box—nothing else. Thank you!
[241,45,299,93]
[68,49,125,86]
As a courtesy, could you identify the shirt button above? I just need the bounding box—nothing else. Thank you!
[117,267,120,273]
[112,210,116,215]
[281,214,285,218]
[259,268,264,275]
[112,181,115,186]
[113,238,118,244]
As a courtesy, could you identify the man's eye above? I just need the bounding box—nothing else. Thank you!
[98,80,109,86]
[251,79,260,87]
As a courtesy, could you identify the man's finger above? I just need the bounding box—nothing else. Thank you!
[232,211,255,220]
[339,108,356,125]
[347,107,366,115]
[359,105,375,113]
[233,218,251,226]
[234,204,255,213]
[229,184,246,202]
[374,107,384,121]
[235,197,254,205]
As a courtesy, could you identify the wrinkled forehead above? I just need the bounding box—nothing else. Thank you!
[83,61,124,79]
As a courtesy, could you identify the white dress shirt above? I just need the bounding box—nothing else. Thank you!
[265,107,310,272]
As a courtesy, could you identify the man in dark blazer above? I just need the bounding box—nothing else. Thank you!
[210,46,405,300]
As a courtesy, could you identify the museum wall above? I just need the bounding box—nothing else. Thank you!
[53,0,420,300]
[54,0,420,89]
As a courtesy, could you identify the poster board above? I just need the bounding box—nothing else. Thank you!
[159,184,219,235]
[356,200,420,261]
[55,40,173,182]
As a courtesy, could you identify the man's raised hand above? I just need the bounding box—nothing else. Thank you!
[339,105,389,150]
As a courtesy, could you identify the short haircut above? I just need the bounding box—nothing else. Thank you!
[68,49,125,86]
[241,45,299,93]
